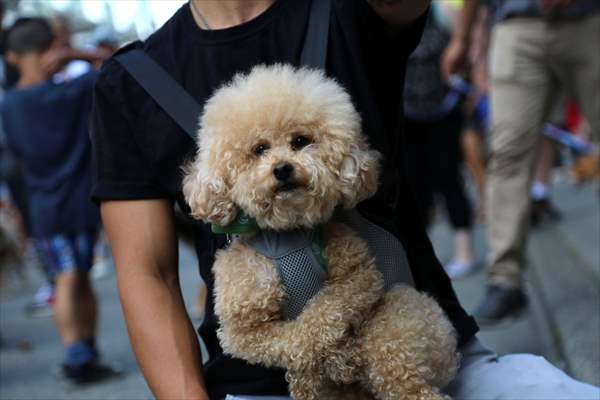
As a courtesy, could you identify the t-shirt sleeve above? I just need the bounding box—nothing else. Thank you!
[90,59,171,203]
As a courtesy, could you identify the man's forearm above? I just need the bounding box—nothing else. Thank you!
[367,0,431,27]
[64,48,110,67]
[452,0,480,46]
[101,200,208,400]
[441,0,482,78]
[118,271,209,399]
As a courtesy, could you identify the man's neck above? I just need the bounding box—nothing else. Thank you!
[16,56,47,88]
[190,0,275,30]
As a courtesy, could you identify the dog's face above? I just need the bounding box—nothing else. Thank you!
[183,65,380,231]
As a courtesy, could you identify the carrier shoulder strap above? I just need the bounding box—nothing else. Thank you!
[115,49,200,139]
[115,0,331,139]
[300,0,332,69]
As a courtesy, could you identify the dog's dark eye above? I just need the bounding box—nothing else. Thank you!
[291,135,312,151]
[253,143,269,156]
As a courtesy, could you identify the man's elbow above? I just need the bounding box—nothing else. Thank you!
[367,0,431,27]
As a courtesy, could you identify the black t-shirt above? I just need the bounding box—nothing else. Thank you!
[91,1,478,398]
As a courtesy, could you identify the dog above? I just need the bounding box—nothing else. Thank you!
[183,65,459,400]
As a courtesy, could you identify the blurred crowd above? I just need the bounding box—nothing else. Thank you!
[0,0,598,394]
[404,0,599,324]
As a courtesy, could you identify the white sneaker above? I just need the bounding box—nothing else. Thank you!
[444,259,479,279]
[91,259,112,280]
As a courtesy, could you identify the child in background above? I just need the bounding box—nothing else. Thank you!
[1,17,116,384]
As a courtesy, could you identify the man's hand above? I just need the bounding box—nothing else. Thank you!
[40,48,69,77]
[41,47,111,76]
[441,38,469,80]
[367,0,430,28]
[441,0,481,80]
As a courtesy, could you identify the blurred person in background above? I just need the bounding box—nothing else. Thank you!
[48,15,106,83]
[530,119,564,227]
[461,4,490,221]
[0,1,18,90]
[0,17,115,384]
[1,0,27,296]
[92,1,599,399]
[444,0,600,324]
[403,1,478,279]
[1,0,26,243]
[92,35,118,69]
[24,13,112,317]
[450,2,564,225]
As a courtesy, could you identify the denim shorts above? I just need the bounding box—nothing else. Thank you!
[33,230,97,280]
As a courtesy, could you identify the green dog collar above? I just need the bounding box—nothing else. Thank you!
[311,224,328,271]
[211,213,260,235]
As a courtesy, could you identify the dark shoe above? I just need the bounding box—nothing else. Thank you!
[473,285,527,325]
[531,199,562,227]
[62,361,123,385]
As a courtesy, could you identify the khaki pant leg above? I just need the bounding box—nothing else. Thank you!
[550,14,600,143]
[487,20,557,288]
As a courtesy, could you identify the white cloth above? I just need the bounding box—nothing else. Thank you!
[446,338,599,399]
[226,338,600,400]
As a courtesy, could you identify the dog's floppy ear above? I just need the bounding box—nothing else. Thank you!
[339,144,380,209]
[182,158,238,227]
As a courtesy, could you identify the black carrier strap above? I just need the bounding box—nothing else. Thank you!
[300,0,332,69]
[115,0,331,139]
[115,50,201,139]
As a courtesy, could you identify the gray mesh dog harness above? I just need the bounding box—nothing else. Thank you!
[246,209,414,320]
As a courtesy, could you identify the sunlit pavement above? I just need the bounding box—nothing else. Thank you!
[1,177,598,399]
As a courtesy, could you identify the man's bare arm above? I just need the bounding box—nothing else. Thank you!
[101,199,208,400]
[367,0,431,28]
[441,0,481,79]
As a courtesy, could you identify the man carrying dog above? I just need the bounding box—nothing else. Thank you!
[92,1,599,399]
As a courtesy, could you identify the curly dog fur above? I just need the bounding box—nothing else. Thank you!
[183,65,459,400]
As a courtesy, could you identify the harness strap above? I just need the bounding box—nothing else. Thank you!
[115,50,200,140]
[300,0,332,69]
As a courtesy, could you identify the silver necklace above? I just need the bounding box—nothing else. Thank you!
[190,0,212,30]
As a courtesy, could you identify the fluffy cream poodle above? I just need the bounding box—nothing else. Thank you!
[183,65,459,400]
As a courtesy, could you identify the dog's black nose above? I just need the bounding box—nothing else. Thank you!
[273,163,294,181]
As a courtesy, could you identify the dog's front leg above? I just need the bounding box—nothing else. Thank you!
[287,370,368,400]
[214,233,383,373]
[247,223,389,373]
[213,243,347,371]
